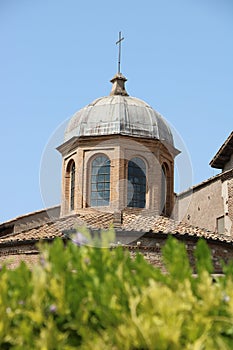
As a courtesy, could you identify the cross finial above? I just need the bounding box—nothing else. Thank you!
[116,31,124,73]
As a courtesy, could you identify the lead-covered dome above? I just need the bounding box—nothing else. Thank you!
[64,73,174,146]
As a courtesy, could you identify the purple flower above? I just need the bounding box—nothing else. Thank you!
[71,232,89,246]
[40,256,46,267]
[49,304,57,313]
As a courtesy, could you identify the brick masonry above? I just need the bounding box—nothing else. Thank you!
[129,235,233,274]
[0,243,39,269]
[59,135,176,218]
[2,235,233,274]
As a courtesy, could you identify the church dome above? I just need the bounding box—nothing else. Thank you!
[64,73,174,146]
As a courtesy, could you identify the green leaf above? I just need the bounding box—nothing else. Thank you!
[194,239,213,275]
[162,236,192,283]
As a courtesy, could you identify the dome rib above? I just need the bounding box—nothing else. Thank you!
[64,96,174,146]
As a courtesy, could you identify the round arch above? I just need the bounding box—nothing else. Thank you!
[127,157,147,208]
[65,159,75,211]
[89,154,111,207]
[161,162,172,216]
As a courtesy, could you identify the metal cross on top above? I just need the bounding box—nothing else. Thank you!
[116,31,124,73]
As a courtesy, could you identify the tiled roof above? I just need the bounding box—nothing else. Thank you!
[122,213,233,242]
[0,215,85,245]
[0,208,232,246]
[0,205,60,226]
[210,131,233,169]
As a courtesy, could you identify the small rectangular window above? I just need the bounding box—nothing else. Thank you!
[217,216,225,234]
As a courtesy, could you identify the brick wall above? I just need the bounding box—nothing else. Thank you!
[1,236,233,274]
[0,244,39,269]
[178,177,224,232]
[130,235,233,274]
[60,135,175,217]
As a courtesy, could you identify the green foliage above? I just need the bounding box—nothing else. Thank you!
[162,235,192,285]
[0,231,233,349]
[194,238,214,275]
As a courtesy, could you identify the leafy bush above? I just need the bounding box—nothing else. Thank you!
[1,230,233,349]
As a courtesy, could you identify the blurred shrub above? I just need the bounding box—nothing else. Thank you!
[0,231,233,349]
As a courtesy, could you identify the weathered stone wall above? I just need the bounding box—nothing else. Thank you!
[1,236,233,274]
[130,235,233,274]
[177,176,224,233]
[227,177,233,235]
[0,207,60,237]
[224,153,233,172]
[0,244,39,269]
[177,171,233,236]
[14,207,60,233]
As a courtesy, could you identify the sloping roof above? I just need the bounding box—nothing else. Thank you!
[177,168,233,199]
[0,206,60,236]
[210,131,233,169]
[0,209,232,247]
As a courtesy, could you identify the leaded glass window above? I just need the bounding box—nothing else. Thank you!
[161,164,166,214]
[161,163,170,216]
[70,162,75,210]
[127,157,146,208]
[91,155,110,207]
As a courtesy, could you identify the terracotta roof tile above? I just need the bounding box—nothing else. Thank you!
[122,212,232,243]
[0,209,232,246]
[210,131,233,169]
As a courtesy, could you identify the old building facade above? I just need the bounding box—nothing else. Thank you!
[177,132,233,236]
[0,70,232,272]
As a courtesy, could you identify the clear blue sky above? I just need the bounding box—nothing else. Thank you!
[0,0,232,223]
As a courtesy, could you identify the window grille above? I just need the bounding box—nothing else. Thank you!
[91,156,110,207]
[127,157,146,208]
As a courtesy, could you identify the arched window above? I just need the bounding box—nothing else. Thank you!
[65,160,75,212]
[161,163,167,215]
[91,155,110,207]
[70,162,75,210]
[127,157,146,208]
[161,162,171,216]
